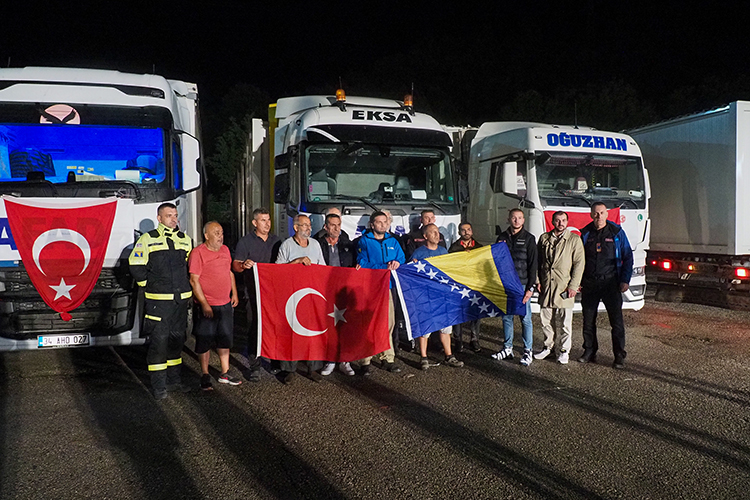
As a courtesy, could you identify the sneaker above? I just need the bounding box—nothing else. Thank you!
[361,364,372,377]
[383,361,402,373]
[534,347,552,360]
[153,388,168,400]
[491,348,514,361]
[307,370,323,382]
[520,350,533,366]
[321,362,336,376]
[200,374,213,391]
[613,356,625,370]
[218,373,242,386]
[444,355,464,368]
[339,362,355,376]
[470,340,482,353]
[557,351,569,365]
[421,357,440,370]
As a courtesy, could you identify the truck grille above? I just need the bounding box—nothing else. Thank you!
[0,265,138,340]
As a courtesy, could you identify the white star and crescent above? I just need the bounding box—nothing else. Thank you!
[285,288,347,337]
[31,228,94,303]
[32,228,91,276]
[328,304,347,326]
[50,278,75,301]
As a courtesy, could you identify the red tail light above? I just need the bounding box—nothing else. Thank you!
[660,260,673,271]
[735,267,749,278]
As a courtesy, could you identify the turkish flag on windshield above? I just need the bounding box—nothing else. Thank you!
[544,208,621,234]
[4,197,117,321]
[255,263,391,362]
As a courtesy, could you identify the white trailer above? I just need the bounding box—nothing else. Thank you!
[628,101,750,307]
[0,67,202,350]
[235,91,462,244]
[466,122,650,311]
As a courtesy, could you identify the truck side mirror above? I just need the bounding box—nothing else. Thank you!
[181,134,201,192]
[502,162,518,195]
[274,172,290,204]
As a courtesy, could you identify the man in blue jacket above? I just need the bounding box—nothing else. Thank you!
[356,211,404,375]
[579,202,633,369]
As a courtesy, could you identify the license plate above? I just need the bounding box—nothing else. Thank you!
[37,334,90,348]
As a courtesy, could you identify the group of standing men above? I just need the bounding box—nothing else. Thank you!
[490,202,633,369]
[129,203,242,400]
[129,200,633,399]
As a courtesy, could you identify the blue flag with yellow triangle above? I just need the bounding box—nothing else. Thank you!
[392,242,526,339]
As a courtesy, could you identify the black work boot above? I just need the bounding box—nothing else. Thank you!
[166,365,191,393]
[151,371,168,400]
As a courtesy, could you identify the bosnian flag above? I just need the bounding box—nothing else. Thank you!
[254,263,391,362]
[544,208,621,235]
[393,243,526,339]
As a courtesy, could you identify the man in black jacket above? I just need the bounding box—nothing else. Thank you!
[448,222,483,353]
[403,209,446,260]
[491,209,537,366]
[314,212,356,268]
[314,212,357,376]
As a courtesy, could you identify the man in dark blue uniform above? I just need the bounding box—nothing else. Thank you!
[579,202,634,369]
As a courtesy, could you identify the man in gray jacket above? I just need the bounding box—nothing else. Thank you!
[534,211,584,364]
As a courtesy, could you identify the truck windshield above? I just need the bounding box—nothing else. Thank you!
[0,124,166,184]
[536,152,646,209]
[0,104,173,200]
[304,143,455,205]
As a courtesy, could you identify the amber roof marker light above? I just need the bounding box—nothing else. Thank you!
[335,88,346,111]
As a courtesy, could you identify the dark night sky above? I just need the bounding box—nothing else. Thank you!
[3,1,750,125]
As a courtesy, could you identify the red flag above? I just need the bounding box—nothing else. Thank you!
[255,263,391,362]
[4,198,118,321]
[544,208,621,235]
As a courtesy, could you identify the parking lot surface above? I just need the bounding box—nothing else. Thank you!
[1,298,749,499]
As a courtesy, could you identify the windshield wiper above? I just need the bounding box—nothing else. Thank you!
[556,190,593,206]
[425,201,447,214]
[615,198,640,209]
[331,194,379,212]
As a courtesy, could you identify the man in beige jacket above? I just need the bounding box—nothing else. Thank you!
[534,211,585,364]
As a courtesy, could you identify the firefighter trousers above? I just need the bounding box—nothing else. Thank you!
[144,298,189,389]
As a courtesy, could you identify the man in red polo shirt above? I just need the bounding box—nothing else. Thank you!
[189,221,240,390]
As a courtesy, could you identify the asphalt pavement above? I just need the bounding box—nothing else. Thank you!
[1,298,749,500]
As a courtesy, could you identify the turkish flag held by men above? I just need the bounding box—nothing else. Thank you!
[254,263,391,362]
[3,197,118,321]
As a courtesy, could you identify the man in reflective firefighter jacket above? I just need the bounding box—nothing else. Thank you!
[129,203,193,399]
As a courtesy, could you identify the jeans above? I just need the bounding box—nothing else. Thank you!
[502,301,533,351]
